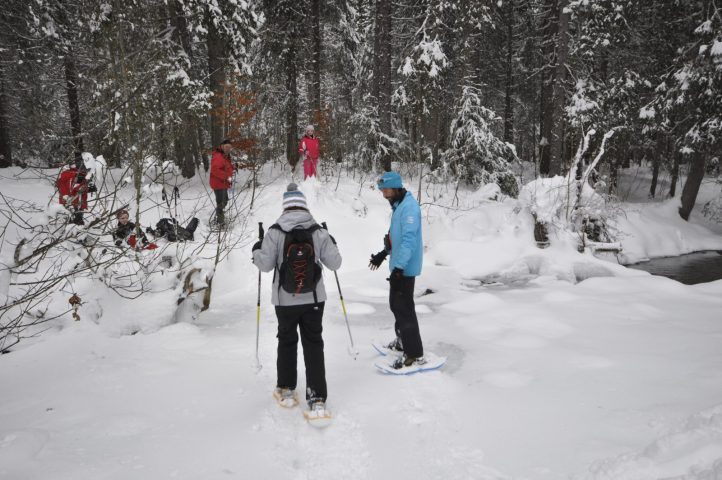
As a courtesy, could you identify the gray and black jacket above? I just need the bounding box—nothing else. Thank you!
[252,209,342,306]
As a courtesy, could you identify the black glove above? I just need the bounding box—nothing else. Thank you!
[388,267,404,287]
[87,183,97,193]
[146,226,156,236]
[369,250,388,270]
[252,240,262,252]
[114,239,122,247]
[383,233,391,251]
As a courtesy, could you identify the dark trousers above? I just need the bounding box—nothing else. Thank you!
[71,209,84,226]
[390,276,424,358]
[275,302,327,403]
[213,189,228,219]
[185,217,199,234]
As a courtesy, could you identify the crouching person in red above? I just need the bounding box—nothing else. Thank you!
[56,163,93,225]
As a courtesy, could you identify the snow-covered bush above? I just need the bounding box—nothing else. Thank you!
[518,128,622,249]
[141,156,181,187]
[702,187,722,223]
[440,86,519,197]
[519,176,606,231]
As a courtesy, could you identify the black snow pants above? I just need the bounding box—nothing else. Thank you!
[389,275,424,358]
[213,189,228,222]
[275,302,326,404]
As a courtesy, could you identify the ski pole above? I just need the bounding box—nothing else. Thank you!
[322,222,357,359]
[255,222,264,371]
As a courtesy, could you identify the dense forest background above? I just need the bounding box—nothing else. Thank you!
[1,0,720,218]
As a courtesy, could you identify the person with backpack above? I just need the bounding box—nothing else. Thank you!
[368,171,426,370]
[252,183,342,417]
[298,125,319,180]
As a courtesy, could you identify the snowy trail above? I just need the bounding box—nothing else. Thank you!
[3,263,722,479]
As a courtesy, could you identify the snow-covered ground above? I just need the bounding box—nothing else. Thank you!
[1,163,722,480]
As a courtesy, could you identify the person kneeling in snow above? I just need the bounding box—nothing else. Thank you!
[113,209,157,250]
[252,183,342,416]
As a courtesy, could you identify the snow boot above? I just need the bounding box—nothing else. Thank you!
[391,354,426,370]
[303,400,332,426]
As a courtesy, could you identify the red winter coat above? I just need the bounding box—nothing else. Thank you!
[56,167,88,210]
[298,135,320,162]
[210,148,234,190]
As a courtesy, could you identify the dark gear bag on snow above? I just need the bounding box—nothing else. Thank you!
[154,218,194,242]
[270,223,322,296]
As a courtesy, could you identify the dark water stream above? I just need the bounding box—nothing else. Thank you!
[627,251,722,285]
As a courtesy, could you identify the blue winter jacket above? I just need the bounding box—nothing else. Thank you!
[388,191,423,277]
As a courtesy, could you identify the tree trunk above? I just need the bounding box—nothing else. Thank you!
[669,145,680,197]
[64,51,84,166]
[286,42,299,168]
[372,1,381,103]
[538,0,558,176]
[650,133,663,198]
[0,68,12,168]
[310,0,322,115]
[609,160,619,195]
[548,0,569,176]
[503,0,515,144]
[678,151,706,220]
[198,128,209,171]
[179,122,196,179]
[375,0,392,171]
[207,10,226,148]
[171,1,199,178]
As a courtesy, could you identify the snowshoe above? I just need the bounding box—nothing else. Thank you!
[303,400,332,428]
[273,388,298,408]
[374,352,446,375]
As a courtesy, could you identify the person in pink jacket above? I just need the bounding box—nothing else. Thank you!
[298,125,320,179]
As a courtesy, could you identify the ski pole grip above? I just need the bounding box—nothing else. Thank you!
[259,222,264,240]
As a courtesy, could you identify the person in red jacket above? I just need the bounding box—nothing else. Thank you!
[298,125,320,180]
[56,163,91,225]
[210,139,235,226]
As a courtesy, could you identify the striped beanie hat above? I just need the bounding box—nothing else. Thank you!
[282,183,308,210]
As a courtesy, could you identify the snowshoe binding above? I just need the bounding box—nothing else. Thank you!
[303,400,332,428]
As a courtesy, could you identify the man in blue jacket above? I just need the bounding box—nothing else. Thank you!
[369,171,425,369]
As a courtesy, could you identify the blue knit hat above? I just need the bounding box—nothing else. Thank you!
[282,183,308,210]
[377,171,403,189]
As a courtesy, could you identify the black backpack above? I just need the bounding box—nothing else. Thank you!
[155,218,193,242]
[270,224,322,295]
